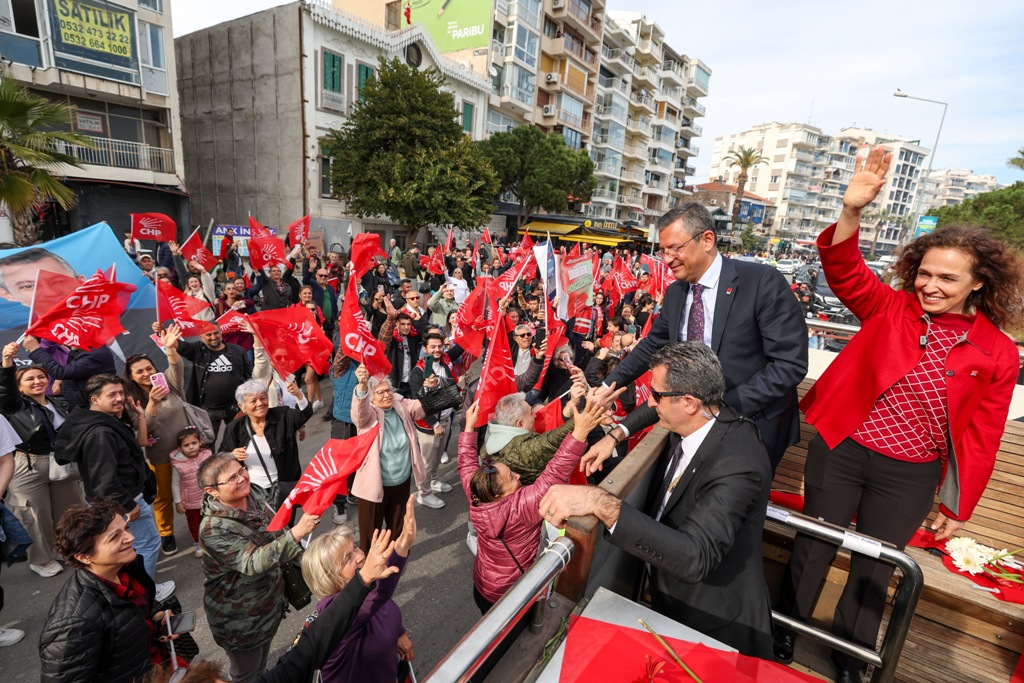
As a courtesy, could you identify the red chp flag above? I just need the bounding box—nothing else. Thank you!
[28,269,82,324]
[452,283,488,357]
[480,228,492,245]
[267,427,380,531]
[510,231,534,261]
[181,228,219,272]
[247,216,275,239]
[26,271,136,350]
[476,315,517,424]
[487,253,536,304]
[130,213,177,243]
[248,305,333,378]
[444,228,454,254]
[287,215,311,245]
[403,1,411,24]
[350,233,382,278]
[215,309,247,335]
[157,280,216,337]
[339,277,392,378]
[424,247,446,275]
[248,236,287,271]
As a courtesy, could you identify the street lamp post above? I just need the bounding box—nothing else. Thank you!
[893,89,948,244]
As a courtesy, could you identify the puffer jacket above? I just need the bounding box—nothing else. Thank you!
[350,389,426,503]
[199,486,302,650]
[331,362,359,424]
[39,556,155,683]
[0,365,69,454]
[482,420,575,486]
[460,430,585,603]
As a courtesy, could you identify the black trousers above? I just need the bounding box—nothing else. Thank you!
[356,476,410,554]
[777,435,941,671]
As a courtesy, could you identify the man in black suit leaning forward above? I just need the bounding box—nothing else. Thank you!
[541,342,774,658]
[591,203,807,472]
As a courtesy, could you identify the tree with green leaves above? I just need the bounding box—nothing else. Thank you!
[723,147,767,232]
[1008,147,1024,172]
[739,228,760,254]
[324,57,498,245]
[478,125,595,233]
[934,182,1024,250]
[0,77,92,245]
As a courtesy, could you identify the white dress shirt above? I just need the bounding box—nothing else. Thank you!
[679,253,723,347]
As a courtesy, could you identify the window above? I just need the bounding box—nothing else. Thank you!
[516,0,541,29]
[138,0,163,11]
[358,64,375,98]
[557,93,584,127]
[138,21,165,69]
[514,25,538,67]
[320,148,333,198]
[323,50,342,93]
[509,64,535,105]
[562,127,582,150]
[487,110,515,135]
[770,175,780,183]
[462,102,474,134]
[385,1,401,30]
[544,18,559,38]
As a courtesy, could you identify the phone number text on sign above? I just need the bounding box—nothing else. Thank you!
[54,0,134,59]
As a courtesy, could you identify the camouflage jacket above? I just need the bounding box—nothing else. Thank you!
[482,420,575,486]
[199,485,302,650]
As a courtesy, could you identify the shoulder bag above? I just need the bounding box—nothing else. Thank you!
[183,401,216,446]
[418,376,463,415]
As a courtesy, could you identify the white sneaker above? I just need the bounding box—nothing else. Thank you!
[430,480,453,493]
[466,531,478,556]
[0,627,25,647]
[440,453,450,464]
[155,581,176,602]
[333,509,348,525]
[194,543,203,558]
[312,399,324,412]
[30,561,63,578]
[416,493,445,509]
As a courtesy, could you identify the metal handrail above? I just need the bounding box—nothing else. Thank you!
[422,537,574,683]
[766,505,924,682]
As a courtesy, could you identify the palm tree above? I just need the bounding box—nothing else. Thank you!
[0,76,92,245]
[723,147,767,232]
[1008,147,1024,172]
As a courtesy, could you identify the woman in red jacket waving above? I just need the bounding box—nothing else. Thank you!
[774,147,1023,682]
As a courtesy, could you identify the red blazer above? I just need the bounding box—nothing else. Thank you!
[802,225,1018,521]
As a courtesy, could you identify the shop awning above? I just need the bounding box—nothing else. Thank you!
[517,221,581,236]
[558,232,630,247]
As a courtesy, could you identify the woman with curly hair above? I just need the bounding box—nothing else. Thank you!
[775,147,1024,683]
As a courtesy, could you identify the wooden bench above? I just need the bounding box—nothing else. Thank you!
[766,379,1024,682]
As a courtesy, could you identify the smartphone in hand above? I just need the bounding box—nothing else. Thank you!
[150,373,170,392]
[424,356,434,377]
[168,611,196,634]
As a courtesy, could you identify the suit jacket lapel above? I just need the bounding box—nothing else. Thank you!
[661,417,728,518]
[666,280,686,343]
[711,258,739,353]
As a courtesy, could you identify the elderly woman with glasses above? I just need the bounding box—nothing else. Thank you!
[197,455,321,683]
[40,500,178,683]
[350,366,427,554]
[219,379,312,509]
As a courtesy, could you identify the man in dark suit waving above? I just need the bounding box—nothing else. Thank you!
[541,342,774,658]
[593,203,807,472]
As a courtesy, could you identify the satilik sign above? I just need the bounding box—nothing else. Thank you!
[49,0,140,85]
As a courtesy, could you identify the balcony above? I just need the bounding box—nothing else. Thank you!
[682,96,706,117]
[563,79,597,103]
[646,177,668,191]
[595,103,628,121]
[557,108,590,130]
[55,137,175,174]
[621,168,645,183]
[679,119,702,136]
[626,115,652,135]
[563,2,602,40]
[659,86,683,104]
[647,155,671,169]
[563,35,599,70]
[621,144,646,161]
[499,84,534,109]
[683,164,696,175]
[618,193,644,207]
[591,187,617,202]
[597,74,629,96]
[635,38,661,61]
[593,160,618,177]
[661,60,686,83]
[632,63,656,85]
[676,142,698,157]
[649,133,673,150]
[320,90,348,114]
[495,0,509,17]
[630,91,655,112]
[686,73,709,97]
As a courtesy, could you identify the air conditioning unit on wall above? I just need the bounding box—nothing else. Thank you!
[553,0,566,9]
[545,73,558,84]
[542,104,555,116]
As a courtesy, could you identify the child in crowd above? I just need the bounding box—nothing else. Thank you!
[170,426,214,557]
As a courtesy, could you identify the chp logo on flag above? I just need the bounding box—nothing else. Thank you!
[25,271,136,350]
[130,213,177,242]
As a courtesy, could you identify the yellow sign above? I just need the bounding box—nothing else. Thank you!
[54,0,134,59]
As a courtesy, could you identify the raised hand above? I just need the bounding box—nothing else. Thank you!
[355,365,370,389]
[358,528,399,585]
[464,399,480,432]
[394,495,417,557]
[161,324,182,351]
[290,511,321,541]
[843,146,891,212]
[2,341,18,368]
[572,398,609,441]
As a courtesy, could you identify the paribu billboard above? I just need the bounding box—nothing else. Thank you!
[411,0,490,53]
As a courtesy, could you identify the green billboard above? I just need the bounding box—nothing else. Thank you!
[411,0,491,53]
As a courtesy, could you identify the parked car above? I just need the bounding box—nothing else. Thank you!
[775,259,799,275]
[795,264,846,318]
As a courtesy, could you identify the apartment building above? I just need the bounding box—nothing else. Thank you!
[710,123,929,253]
[175,0,492,249]
[689,182,775,232]
[922,168,1002,211]
[0,0,186,242]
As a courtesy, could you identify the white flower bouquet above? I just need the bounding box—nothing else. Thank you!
[945,537,1024,582]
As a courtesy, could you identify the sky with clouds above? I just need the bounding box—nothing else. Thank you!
[171,0,1024,185]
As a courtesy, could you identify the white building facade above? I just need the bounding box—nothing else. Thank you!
[922,168,1002,211]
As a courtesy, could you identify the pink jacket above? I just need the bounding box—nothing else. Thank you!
[351,389,426,503]
[170,448,214,510]
[458,431,585,604]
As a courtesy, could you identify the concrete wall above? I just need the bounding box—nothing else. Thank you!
[176,3,306,229]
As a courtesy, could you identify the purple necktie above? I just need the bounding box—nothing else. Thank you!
[686,283,706,344]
